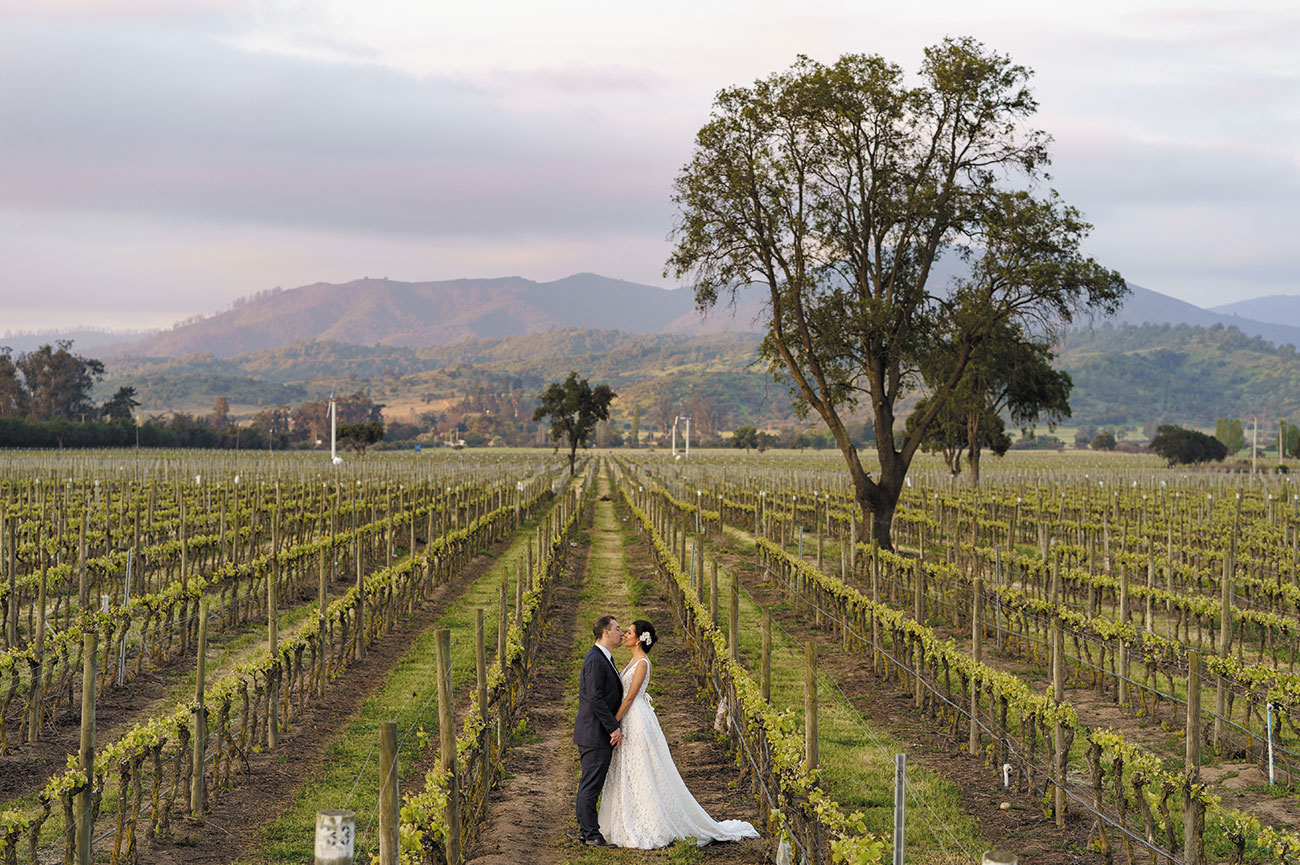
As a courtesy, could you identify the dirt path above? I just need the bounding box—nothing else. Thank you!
[462,499,591,865]
[468,468,764,865]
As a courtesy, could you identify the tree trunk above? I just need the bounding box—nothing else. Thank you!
[868,499,897,550]
[969,445,982,487]
[856,456,905,551]
[567,440,577,476]
[967,411,983,488]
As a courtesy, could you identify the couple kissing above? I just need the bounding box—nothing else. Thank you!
[573,614,759,849]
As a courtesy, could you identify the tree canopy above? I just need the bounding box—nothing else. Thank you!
[1215,418,1245,455]
[908,320,1070,484]
[338,420,385,455]
[667,38,1126,547]
[533,372,616,475]
[1,341,105,421]
[100,386,140,421]
[1150,425,1227,466]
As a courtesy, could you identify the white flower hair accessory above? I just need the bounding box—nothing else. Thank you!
[639,631,653,647]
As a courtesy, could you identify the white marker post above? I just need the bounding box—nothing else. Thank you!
[315,810,355,865]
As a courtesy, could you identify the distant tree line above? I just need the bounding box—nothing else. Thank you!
[0,340,402,451]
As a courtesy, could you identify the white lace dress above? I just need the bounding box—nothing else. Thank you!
[598,658,760,849]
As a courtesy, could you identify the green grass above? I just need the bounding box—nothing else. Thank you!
[559,468,730,865]
[232,501,560,864]
[716,527,987,861]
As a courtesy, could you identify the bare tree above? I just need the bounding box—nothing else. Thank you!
[654,387,676,437]
[689,393,719,438]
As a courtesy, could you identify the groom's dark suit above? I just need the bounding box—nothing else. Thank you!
[574,644,624,843]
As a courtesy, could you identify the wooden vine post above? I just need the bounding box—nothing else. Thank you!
[1052,609,1066,828]
[709,560,719,626]
[514,563,524,630]
[379,720,399,865]
[355,498,365,660]
[1118,562,1130,709]
[1214,550,1232,749]
[475,609,488,732]
[1184,651,1203,865]
[180,496,189,655]
[761,609,771,702]
[497,570,508,750]
[319,548,328,696]
[76,628,96,865]
[191,599,209,816]
[805,642,818,771]
[871,547,881,674]
[729,570,739,661]
[435,628,461,864]
[971,571,983,757]
[268,510,280,751]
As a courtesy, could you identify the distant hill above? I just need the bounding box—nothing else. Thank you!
[99,320,1300,434]
[1210,295,1300,330]
[1058,322,1300,427]
[100,274,767,359]
[95,268,1300,362]
[100,329,797,429]
[1113,284,1300,347]
[80,268,1300,436]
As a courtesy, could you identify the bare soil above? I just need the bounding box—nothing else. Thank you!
[462,513,591,864]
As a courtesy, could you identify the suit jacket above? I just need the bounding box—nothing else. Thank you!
[574,645,624,747]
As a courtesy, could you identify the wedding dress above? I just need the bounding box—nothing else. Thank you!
[598,658,760,848]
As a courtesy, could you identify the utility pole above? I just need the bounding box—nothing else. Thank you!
[329,396,338,463]
[1252,415,1259,477]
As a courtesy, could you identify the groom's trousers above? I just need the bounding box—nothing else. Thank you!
[576,744,614,840]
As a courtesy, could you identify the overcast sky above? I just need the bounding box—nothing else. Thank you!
[2,0,1297,332]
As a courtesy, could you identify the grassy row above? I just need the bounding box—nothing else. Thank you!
[704,529,988,862]
[563,469,706,865]
[233,503,556,863]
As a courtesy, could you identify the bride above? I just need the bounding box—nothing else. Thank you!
[597,619,760,849]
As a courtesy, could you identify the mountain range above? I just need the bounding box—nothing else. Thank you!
[9,271,1300,432]
[96,274,768,358]
[66,273,1300,360]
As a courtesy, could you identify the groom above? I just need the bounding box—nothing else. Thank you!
[573,615,624,846]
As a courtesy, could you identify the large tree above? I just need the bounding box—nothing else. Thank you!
[904,394,1010,478]
[100,386,140,421]
[1151,425,1227,466]
[1214,418,1245,455]
[533,371,615,475]
[16,341,105,420]
[909,320,1071,485]
[667,39,1126,547]
[0,350,27,418]
[338,420,384,455]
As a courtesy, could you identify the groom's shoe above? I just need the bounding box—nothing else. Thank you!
[585,835,610,847]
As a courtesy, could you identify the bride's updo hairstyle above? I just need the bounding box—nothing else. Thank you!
[633,620,657,652]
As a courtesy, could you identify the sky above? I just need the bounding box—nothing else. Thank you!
[1,0,1297,332]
